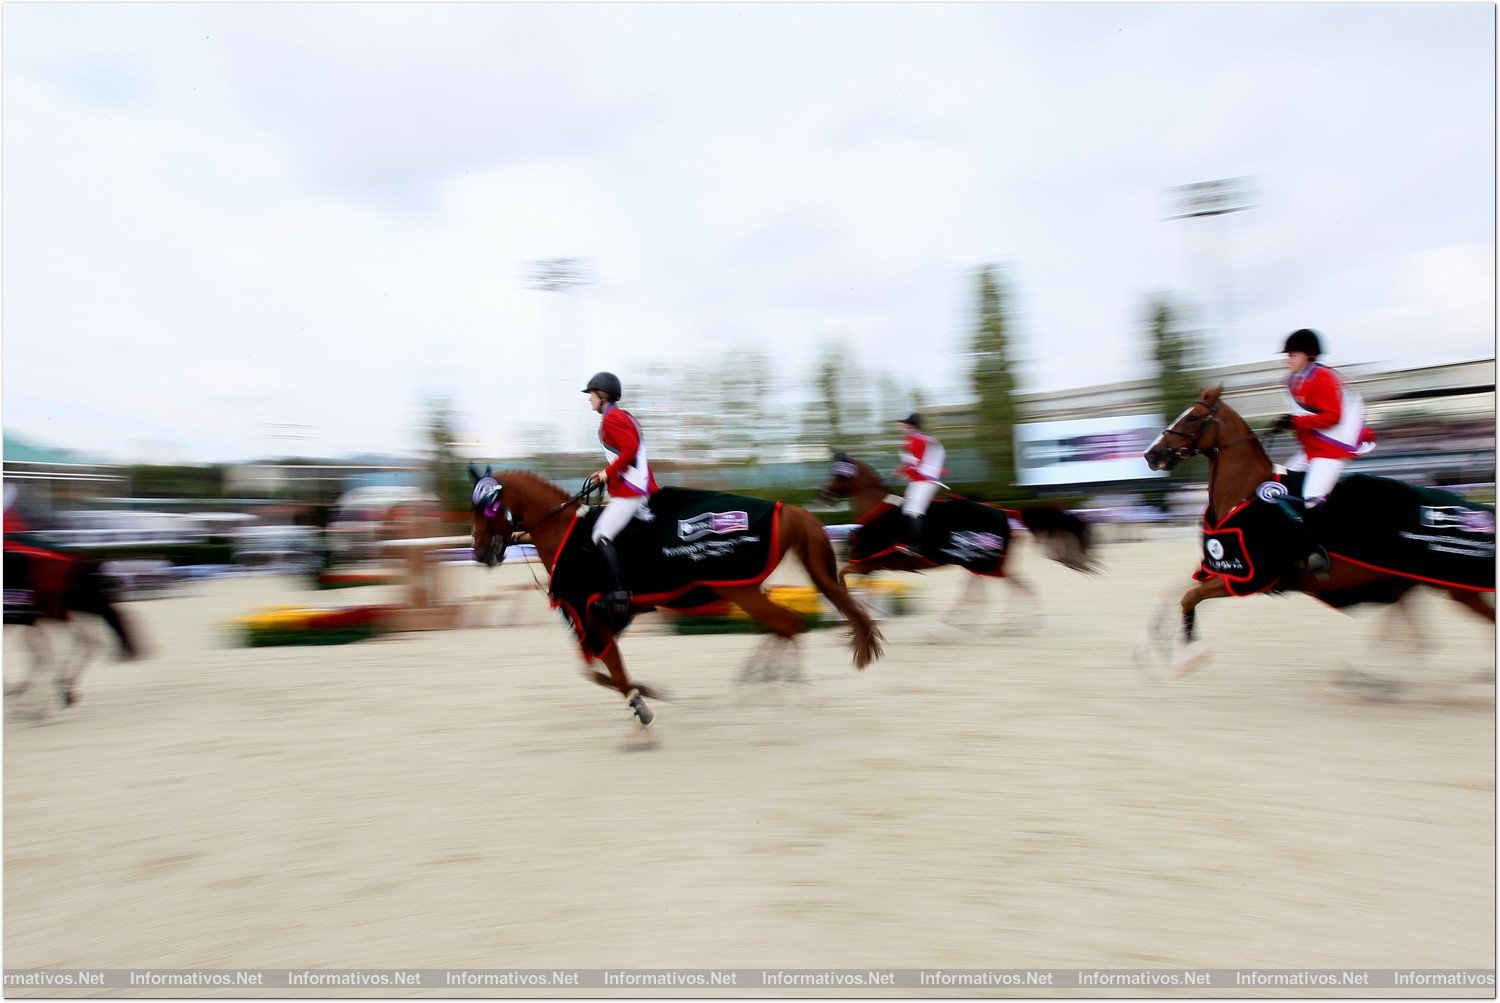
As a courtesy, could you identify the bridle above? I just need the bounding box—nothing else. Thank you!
[471,475,602,565]
[1158,399,1257,460]
[817,453,883,505]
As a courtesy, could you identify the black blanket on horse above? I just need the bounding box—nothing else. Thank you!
[850,497,1014,576]
[1320,475,1494,591]
[1194,494,1306,597]
[1195,475,1495,602]
[549,487,782,658]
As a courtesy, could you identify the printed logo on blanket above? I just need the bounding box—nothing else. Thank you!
[677,511,750,542]
[942,531,1006,563]
[1420,505,1496,535]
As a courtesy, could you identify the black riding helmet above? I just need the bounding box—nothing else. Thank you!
[898,412,922,428]
[582,372,622,401]
[1282,329,1323,358]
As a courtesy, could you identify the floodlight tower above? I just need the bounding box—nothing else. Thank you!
[523,257,594,454]
[1165,177,1256,367]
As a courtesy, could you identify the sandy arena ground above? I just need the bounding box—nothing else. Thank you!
[3,536,1494,997]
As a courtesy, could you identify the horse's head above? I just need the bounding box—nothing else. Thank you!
[817,451,865,504]
[468,463,513,568]
[1144,386,1235,471]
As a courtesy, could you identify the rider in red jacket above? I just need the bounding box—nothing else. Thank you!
[893,413,947,557]
[1266,329,1376,575]
[583,372,659,616]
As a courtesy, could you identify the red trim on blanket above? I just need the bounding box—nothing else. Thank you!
[548,503,788,661]
[1326,552,1495,593]
[856,500,897,526]
[4,543,69,563]
[1196,502,1265,593]
[548,513,581,580]
[630,502,785,604]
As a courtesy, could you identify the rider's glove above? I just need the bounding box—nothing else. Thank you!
[1267,414,1296,434]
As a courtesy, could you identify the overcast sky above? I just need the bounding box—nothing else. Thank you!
[3,2,1493,463]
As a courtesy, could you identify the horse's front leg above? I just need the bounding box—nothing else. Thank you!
[6,624,51,700]
[1135,576,1226,682]
[55,621,98,708]
[1174,577,1227,674]
[598,644,653,728]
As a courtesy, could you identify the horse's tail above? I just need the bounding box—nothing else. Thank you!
[789,506,883,669]
[70,559,139,659]
[1016,506,1100,574]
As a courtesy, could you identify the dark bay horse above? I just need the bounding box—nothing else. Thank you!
[1140,386,1494,682]
[4,546,138,709]
[817,453,1098,630]
[468,466,883,730]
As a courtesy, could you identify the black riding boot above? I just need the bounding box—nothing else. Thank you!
[594,537,632,615]
[1300,503,1331,577]
[898,514,925,557]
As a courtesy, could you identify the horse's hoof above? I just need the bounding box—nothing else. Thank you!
[628,693,654,727]
[1324,668,1402,702]
[622,727,662,751]
[1173,642,1210,677]
[1131,634,1163,684]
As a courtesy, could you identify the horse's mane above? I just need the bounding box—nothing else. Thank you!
[495,468,571,503]
[844,453,889,490]
[1203,393,1276,468]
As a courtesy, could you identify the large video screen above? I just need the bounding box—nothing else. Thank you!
[1013,414,1166,486]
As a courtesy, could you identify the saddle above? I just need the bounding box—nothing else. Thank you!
[1196,475,1495,602]
[849,496,1014,576]
[549,487,783,658]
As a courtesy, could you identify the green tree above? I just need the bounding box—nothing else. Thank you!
[969,265,1022,491]
[801,341,853,453]
[1148,295,1204,473]
[424,397,469,517]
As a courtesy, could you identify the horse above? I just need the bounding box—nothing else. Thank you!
[4,545,139,710]
[1140,385,1494,686]
[816,453,1099,632]
[467,465,884,730]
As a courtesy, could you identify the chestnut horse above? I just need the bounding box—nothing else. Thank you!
[4,546,138,709]
[817,453,1098,629]
[468,465,883,729]
[1140,386,1494,681]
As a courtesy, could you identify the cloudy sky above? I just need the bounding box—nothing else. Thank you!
[3,2,1493,463]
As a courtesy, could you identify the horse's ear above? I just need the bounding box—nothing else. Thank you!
[484,464,493,478]
[467,462,483,483]
[1202,385,1224,403]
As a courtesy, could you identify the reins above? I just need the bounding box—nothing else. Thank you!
[1159,399,1257,458]
[513,478,603,534]
[1158,398,1278,518]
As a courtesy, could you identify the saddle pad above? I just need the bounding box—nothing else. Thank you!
[1321,475,1494,592]
[849,497,1013,576]
[1193,475,1495,600]
[1194,497,1305,596]
[549,487,782,658]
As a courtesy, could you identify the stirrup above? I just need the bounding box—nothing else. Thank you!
[1297,548,1331,579]
[595,590,632,614]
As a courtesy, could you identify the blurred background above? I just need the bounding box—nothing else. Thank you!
[4,4,1492,571]
[3,4,1495,980]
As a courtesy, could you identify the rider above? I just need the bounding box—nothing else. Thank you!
[4,484,60,610]
[1266,328,1376,576]
[583,371,659,616]
[893,413,946,558]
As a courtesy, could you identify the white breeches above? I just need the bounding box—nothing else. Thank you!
[901,480,939,518]
[592,495,644,543]
[1284,452,1347,506]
